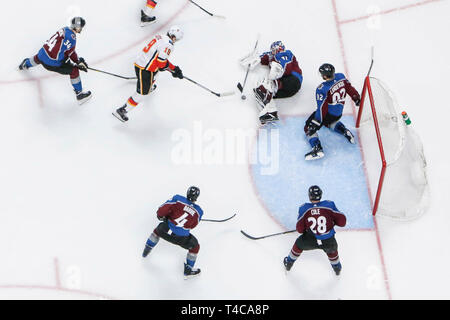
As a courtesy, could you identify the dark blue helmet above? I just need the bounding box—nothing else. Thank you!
[187,186,200,202]
[71,17,86,32]
[308,185,322,201]
[319,63,335,79]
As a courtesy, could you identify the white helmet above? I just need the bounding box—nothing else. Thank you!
[167,25,184,42]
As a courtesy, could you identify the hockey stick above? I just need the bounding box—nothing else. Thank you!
[189,0,225,19]
[183,75,234,97]
[240,229,296,240]
[202,213,236,223]
[87,67,137,80]
[237,36,260,100]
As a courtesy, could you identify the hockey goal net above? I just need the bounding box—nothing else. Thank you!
[356,76,429,220]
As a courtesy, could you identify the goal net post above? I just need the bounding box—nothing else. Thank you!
[356,76,429,220]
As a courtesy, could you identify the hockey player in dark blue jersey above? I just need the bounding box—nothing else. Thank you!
[18,17,91,105]
[283,185,346,275]
[142,186,204,279]
[304,63,361,160]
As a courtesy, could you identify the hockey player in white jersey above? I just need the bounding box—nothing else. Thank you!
[113,26,184,122]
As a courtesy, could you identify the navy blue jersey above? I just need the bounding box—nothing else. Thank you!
[314,73,359,122]
[296,200,346,240]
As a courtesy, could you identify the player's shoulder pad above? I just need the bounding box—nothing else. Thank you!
[320,200,340,211]
[316,83,325,92]
[260,51,271,58]
[334,73,346,81]
[64,27,77,42]
[171,194,186,202]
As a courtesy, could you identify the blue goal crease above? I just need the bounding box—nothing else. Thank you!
[250,116,374,230]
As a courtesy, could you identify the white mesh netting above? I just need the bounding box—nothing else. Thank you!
[358,77,429,221]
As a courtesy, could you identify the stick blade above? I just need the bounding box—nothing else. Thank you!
[219,91,235,97]
[240,230,262,240]
[237,83,244,93]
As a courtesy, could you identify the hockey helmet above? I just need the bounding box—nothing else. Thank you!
[70,17,86,33]
[167,25,184,42]
[319,63,335,80]
[187,186,200,203]
[308,185,322,202]
[270,41,285,55]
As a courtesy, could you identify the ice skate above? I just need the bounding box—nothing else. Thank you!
[112,105,129,122]
[259,111,279,125]
[141,10,156,27]
[344,129,355,144]
[283,257,294,272]
[18,58,29,70]
[184,263,201,280]
[332,262,342,276]
[76,90,92,105]
[142,245,152,258]
[305,143,324,161]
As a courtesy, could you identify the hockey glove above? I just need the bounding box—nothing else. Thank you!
[77,57,88,72]
[157,215,168,222]
[353,97,361,106]
[172,66,183,79]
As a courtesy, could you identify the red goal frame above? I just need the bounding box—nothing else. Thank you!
[356,76,386,216]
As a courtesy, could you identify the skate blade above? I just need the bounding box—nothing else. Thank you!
[183,273,201,280]
[112,112,127,123]
[140,21,157,27]
[305,152,325,161]
[77,95,92,105]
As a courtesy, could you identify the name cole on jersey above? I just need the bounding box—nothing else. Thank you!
[157,194,204,236]
[296,200,346,240]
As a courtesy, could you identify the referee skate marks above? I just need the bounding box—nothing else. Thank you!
[250,116,373,231]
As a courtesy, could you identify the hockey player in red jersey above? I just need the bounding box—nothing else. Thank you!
[142,186,203,279]
[112,25,184,122]
[283,185,346,275]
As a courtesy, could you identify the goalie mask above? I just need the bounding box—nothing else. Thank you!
[270,41,285,55]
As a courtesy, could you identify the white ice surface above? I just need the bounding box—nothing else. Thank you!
[0,0,448,299]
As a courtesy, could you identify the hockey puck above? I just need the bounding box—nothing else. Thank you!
[241,95,246,100]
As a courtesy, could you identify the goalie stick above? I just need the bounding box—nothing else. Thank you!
[237,36,260,100]
[240,229,296,240]
[189,0,226,19]
[202,213,236,222]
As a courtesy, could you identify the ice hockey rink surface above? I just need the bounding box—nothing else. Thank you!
[0,0,449,300]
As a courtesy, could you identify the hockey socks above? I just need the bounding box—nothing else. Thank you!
[284,244,303,271]
[327,251,342,275]
[142,232,160,257]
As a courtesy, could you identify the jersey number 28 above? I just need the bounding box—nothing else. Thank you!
[307,216,327,234]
